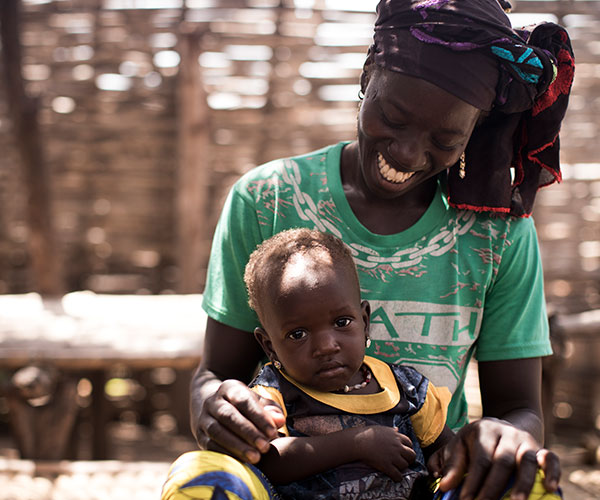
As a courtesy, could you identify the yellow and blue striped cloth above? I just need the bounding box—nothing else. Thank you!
[161,451,278,500]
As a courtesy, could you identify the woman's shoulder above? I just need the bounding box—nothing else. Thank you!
[477,210,538,236]
[233,142,346,187]
[454,206,538,240]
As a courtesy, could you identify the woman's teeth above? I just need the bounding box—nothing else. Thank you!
[377,153,415,184]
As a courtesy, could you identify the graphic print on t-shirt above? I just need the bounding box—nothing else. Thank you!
[366,299,481,393]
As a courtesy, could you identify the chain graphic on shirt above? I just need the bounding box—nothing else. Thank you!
[280,158,477,270]
[280,158,344,239]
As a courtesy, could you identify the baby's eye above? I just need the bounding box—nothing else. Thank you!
[335,317,352,328]
[287,329,307,341]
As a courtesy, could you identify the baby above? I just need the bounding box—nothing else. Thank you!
[244,228,452,499]
[160,228,561,500]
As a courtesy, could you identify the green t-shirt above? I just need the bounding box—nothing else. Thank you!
[202,142,551,430]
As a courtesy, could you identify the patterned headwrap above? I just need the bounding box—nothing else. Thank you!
[364,0,575,217]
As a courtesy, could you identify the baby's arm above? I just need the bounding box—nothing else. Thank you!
[423,424,455,478]
[423,424,454,459]
[258,425,417,484]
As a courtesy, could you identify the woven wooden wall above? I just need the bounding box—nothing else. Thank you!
[0,0,599,307]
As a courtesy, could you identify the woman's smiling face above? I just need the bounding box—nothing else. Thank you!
[357,68,481,200]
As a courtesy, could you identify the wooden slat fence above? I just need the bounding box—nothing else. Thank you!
[0,0,597,299]
[0,0,599,449]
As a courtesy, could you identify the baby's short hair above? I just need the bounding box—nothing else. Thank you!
[244,228,358,318]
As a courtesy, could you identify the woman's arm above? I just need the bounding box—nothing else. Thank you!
[479,357,544,441]
[258,425,417,485]
[435,358,560,499]
[190,317,286,464]
[431,218,559,498]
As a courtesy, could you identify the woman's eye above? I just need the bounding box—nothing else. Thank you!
[335,318,352,328]
[382,113,404,128]
[433,137,464,152]
[434,142,458,152]
[287,329,307,340]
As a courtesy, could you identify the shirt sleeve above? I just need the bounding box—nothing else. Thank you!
[250,385,289,436]
[475,216,552,361]
[410,382,452,448]
[201,180,265,332]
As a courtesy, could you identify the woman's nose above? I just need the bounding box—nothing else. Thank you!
[389,132,427,171]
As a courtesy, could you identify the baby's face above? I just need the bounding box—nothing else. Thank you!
[259,255,368,392]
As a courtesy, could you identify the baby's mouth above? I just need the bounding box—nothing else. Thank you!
[318,361,345,376]
[378,152,415,184]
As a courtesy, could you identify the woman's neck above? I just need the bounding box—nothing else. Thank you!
[340,142,438,235]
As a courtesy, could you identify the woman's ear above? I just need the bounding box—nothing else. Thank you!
[476,109,489,127]
[254,327,275,360]
[360,45,375,96]
[361,300,371,335]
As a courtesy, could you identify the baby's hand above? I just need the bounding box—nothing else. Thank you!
[354,426,416,481]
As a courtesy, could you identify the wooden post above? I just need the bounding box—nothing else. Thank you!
[0,0,64,296]
[3,365,79,460]
[176,30,211,293]
[90,370,109,459]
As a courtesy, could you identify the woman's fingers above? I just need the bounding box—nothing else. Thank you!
[451,431,499,499]
[202,402,265,463]
[506,447,538,500]
[438,419,562,500]
[228,391,281,443]
[200,412,260,463]
[475,443,531,500]
[536,448,561,491]
[437,433,469,491]
[199,381,282,462]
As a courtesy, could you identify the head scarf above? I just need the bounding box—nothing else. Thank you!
[364,0,575,217]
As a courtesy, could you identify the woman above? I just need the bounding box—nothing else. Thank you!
[185,0,574,498]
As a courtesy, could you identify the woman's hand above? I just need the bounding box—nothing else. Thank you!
[355,426,417,481]
[428,417,561,500]
[195,378,286,464]
[192,319,285,464]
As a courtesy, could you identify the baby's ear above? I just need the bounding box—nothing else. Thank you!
[254,327,274,358]
[361,300,371,333]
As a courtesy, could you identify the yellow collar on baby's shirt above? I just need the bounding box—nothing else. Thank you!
[279,356,401,414]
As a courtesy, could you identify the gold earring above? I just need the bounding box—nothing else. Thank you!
[459,152,466,179]
[273,360,282,370]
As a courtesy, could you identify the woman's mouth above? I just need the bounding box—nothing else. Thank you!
[377,153,415,184]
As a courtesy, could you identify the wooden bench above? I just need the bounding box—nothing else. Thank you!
[544,309,600,448]
[0,292,205,460]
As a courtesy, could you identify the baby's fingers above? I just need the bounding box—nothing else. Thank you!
[392,427,414,446]
[427,448,445,477]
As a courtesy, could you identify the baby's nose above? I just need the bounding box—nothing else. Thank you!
[312,333,340,356]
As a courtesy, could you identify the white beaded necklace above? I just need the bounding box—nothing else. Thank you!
[342,364,372,393]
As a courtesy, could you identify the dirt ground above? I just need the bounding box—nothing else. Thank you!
[0,422,598,499]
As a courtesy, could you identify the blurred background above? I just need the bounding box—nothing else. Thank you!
[0,0,599,498]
